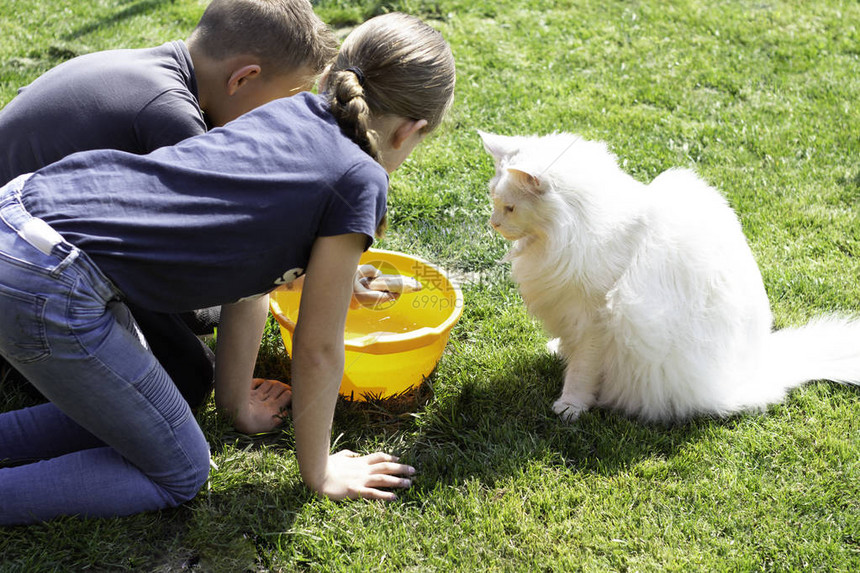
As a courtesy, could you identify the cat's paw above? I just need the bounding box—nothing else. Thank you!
[552,398,589,422]
[546,338,561,356]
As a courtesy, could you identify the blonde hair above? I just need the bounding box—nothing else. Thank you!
[326,13,456,163]
[188,0,338,75]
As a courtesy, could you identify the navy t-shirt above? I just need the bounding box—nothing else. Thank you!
[21,93,389,313]
[0,41,205,186]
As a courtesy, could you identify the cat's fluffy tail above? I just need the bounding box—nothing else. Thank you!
[743,316,860,407]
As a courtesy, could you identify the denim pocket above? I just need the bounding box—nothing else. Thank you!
[0,282,50,364]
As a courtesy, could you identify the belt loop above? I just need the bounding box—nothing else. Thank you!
[51,247,80,278]
[7,173,33,197]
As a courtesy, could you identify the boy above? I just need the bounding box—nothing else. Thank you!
[0,0,337,182]
[0,0,338,410]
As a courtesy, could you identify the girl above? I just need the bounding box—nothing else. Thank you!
[0,13,455,525]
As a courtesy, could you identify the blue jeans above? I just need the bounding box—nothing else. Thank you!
[0,176,210,525]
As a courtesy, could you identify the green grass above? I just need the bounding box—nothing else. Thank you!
[1,0,859,570]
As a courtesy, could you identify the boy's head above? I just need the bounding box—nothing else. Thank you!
[188,0,338,126]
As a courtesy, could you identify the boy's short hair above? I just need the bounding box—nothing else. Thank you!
[189,0,337,74]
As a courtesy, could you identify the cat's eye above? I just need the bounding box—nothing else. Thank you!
[504,205,515,213]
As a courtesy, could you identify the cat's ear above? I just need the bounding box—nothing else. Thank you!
[507,167,544,195]
[478,130,518,162]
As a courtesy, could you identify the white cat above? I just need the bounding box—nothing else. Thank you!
[480,130,860,423]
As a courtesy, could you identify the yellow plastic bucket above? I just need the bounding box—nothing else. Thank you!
[269,249,463,399]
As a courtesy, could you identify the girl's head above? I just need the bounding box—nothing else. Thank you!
[324,13,456,172]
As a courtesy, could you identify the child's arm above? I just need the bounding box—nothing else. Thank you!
[214,295,292,433]
[292,233,415,500]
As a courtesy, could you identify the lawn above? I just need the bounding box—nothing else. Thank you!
[1,0,858,571]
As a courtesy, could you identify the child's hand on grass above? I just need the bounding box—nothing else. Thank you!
[317,450,415,501]
[232,378,291,434]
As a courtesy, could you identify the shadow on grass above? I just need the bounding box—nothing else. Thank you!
[0,486,310,572]
[249,340,725,493]
[250,339,722,490]
[393,349,732,491]
[61,0,179,42]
